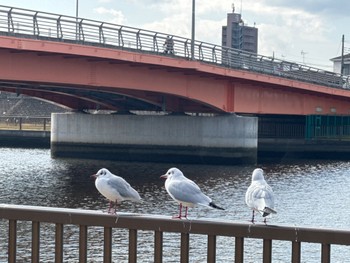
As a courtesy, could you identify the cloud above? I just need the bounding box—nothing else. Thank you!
[94,7,126,24]
[94,0,340,68]
[261,0,350,17]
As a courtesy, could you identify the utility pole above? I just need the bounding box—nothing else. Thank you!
[301,50,307,64]
[76,0,79,40]
[341,34,344,75]
[191,0,195,60]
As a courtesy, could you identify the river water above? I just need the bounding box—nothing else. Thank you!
[0,147,350,262]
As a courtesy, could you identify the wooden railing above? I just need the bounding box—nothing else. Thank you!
[1,204,350,262]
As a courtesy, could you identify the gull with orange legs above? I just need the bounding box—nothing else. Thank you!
[160,167,224,219]
[91,168,142,214]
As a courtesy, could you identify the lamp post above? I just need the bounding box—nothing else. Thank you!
[76,0,79,40]
[191,0,195,60]
[341,34,344,75]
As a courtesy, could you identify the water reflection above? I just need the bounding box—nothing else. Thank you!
[1,148,350,262]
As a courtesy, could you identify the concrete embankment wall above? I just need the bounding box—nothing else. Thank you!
[51,113,258,165]
[0,130,50,148]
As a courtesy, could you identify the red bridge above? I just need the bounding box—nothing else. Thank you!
[2,5,350,164]
[1,5,350,115]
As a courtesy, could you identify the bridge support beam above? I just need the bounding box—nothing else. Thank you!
[51,113,257,165]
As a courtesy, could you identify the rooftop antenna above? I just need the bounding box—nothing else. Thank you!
[232,3,235,13]
[301,50,307,64]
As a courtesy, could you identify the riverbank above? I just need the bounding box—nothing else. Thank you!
[2,130,350,163]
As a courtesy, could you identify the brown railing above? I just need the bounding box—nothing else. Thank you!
[0,116,50,131]
[1,204,350,262]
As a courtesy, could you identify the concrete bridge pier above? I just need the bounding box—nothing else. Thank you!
[51,113,258,165]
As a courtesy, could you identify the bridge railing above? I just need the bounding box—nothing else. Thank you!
[0,5,349,89]
[1,204,350,262]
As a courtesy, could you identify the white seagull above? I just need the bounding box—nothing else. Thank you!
[160,167,224,219]
[91,168,142,214]
[245,168,276,223]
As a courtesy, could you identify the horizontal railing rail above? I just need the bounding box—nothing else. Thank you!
[1,204,350,262]
[0,5,349,90]
[0,116,51,131]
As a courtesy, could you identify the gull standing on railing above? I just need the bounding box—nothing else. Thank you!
[91,168,142,214]
[245,168,277,223]
[160,167,224,219]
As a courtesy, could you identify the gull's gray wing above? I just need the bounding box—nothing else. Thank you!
[107,176,141,201]
[167,178,212,205]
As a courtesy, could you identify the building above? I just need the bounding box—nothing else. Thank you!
[330,54,350,76]
[222,5,258,53]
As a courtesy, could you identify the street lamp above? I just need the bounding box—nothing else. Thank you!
[191,0,195,60]
[76,0,79,40]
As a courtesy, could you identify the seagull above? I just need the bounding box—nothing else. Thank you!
[245,168,276,223]
[160,167,224,219]
[91,168,142,214]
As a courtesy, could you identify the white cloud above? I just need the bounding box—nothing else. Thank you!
[94,7,127,24]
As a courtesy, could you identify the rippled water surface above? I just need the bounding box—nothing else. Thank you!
[1,147,350,262]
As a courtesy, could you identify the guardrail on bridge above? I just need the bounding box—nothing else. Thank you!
[0,5,349,90]
[1,204,350,262]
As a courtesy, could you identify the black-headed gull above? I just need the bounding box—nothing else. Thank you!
[245,168,276,223]
[160,167,224,219]
[91,168,142,214]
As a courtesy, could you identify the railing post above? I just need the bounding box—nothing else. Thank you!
[207,235,216,263]
[55,223,63,263]
[33,12,40,36]
[235,237,244,263]
[8,219,17,263]
[136,30,141,50]
[129,229,137,263]
[57,16,63,39]
[153,33,159,53]
[99,23,105,44]
[7,8,14,33]
[154,230,163,263]
[292,241,301,263]
[180,233,189,263]
[104,227,112,263]
[78,19,84,42]
[118,27,123,47]
[263,239,272,263]
[79,225,88,263]
[321,243,330,263]
[32,221,40,263]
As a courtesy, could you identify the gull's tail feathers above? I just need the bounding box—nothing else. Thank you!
[209,202,225,210]
[262,207,277,217]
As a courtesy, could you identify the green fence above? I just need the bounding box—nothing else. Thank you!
[306,115,350,140]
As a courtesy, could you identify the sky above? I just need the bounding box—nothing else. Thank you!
[1,0,349,71]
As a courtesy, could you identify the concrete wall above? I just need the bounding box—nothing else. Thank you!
[51,113,258,164]
[0,130,50,147]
